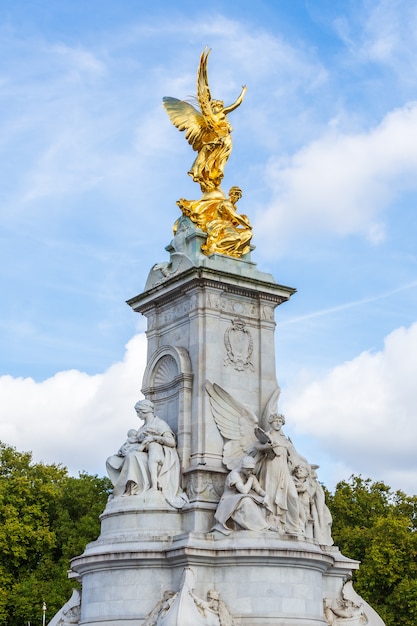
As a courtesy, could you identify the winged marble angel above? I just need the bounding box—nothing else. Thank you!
[162,49,253,259]
[206,381,310,535]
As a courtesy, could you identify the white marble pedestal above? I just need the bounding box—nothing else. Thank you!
[56,220,385,626]
[71,496,358,625]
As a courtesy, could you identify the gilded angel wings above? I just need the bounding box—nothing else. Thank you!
[162,48,246,192]
[205,380,281,470]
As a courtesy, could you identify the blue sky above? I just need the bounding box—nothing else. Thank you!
[1,0,417,494]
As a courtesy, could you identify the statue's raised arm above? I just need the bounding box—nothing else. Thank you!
[163,47,246,193]
[222,84,247,115]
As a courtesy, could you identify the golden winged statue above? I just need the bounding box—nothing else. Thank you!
[163,47,246,193]
[163,49,253,259]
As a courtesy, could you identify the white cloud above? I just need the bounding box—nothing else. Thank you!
[1,6,416,501]
[0,16,328,228]
[3,322,416,497]
[360,0,417,75]
[283,321,417,494]
[0,33,172,218]
[51,43,107,78]
[0,333,147,476]
[330,0,417,87]
[256,102,417,255]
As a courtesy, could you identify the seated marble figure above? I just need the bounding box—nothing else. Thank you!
[213,456,274,534]
[106,399,187,509]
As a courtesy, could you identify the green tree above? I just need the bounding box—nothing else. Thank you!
[327,475,417,626]
[0,442,111,626]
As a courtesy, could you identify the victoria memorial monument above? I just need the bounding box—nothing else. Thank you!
[49,49,386,626]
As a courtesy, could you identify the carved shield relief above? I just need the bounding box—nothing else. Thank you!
[224,318,254,372]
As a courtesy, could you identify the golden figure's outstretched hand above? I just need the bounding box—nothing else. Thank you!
[163,47,246,193]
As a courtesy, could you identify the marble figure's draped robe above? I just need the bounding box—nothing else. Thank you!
[106,415,184,508]
[213,469,269,534]
[257,431,301,533]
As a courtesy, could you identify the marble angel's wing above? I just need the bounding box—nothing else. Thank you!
[205,380,258,469]
[261,385,281,426]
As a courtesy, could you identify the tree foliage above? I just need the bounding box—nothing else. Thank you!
[326,475,417,626]
[0,442,111,626]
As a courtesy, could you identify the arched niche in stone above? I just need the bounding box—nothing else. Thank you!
[141,346,193,468]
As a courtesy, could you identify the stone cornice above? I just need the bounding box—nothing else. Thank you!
[127,266,296,314]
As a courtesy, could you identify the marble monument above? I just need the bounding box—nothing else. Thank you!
[49,49,385,626]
